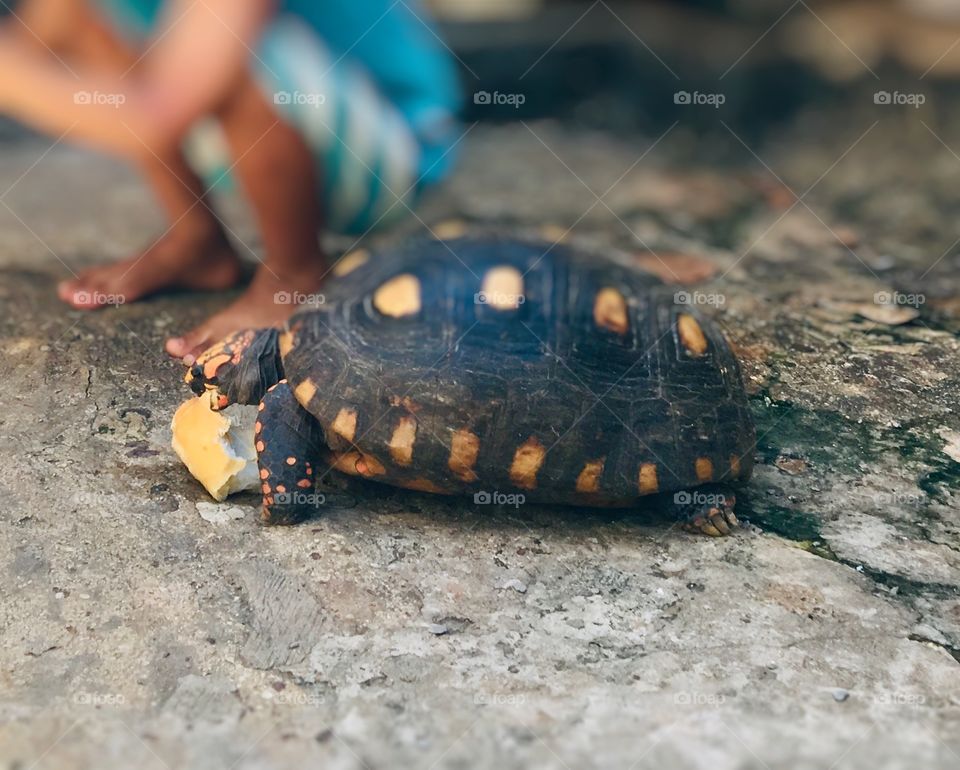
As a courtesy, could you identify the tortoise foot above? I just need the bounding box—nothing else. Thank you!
[675,486,740,537]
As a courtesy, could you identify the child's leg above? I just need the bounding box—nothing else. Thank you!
[164,18,439,360]
[165,73,326,358]
[57,148,242,309]
[26,0,323,353]
[34,0,243,309]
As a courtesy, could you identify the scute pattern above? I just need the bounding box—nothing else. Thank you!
[280,236,754,505]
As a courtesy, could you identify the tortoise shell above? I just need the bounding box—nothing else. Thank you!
[278,236,754,505]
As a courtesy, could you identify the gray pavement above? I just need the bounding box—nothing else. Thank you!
[1,114,959,768]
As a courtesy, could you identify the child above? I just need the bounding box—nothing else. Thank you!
[0,0,461,358]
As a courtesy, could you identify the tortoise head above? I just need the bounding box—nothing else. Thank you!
[185,328,283,409]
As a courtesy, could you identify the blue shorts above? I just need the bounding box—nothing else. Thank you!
[95,0,462,234]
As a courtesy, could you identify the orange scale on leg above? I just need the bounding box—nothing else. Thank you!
[259,468,269,480]
[286,456,297,465]
[297,479,312,488]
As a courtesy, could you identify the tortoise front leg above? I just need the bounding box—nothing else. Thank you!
[673,485,740,537]
[255,379,325,525]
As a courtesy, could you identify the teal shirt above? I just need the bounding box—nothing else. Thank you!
[96,0,462,183]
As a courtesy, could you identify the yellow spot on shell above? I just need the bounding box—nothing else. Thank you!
[729,454,741,478]
[294,378,317,407]
[638,463,658,495]
[373,274,421,318]
[510,437,546,490]
[576,458,604,494]
[331,407,358,443]
[594,287,629,334]
[677,313,708,357]
[329,451,362,476]
[480,266,524,310]
[278,329,294,358]
[402,477,448,494]
[696,457,714,482]
[388,415,418,466]
[332,248,369,277]
[448,428,480,482]
[356,453,385,476]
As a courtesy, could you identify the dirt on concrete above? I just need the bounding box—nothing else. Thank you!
[1,108,960,768]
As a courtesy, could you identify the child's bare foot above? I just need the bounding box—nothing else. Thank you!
[57,225,243,310]
[165,262,327,360]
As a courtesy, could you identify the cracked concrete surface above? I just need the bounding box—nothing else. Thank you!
[2,112,960,768]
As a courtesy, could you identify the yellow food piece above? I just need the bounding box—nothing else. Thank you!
[171,396,259,502]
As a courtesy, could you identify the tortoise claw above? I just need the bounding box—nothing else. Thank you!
[705,521,724,537]
[709,510,731,535]
[678,492,741,537]
[684,516,724,537]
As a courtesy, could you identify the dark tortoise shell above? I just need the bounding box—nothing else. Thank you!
[186,236,754,534]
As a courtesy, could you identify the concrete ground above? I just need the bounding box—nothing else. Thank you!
[2,107,960,768]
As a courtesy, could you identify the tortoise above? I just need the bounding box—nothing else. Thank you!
[183,235,755,535]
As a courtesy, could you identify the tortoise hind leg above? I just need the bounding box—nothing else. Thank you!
[256,379,325,525]
[673,485,740,537]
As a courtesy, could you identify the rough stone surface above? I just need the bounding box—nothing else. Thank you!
[2,104,960,768]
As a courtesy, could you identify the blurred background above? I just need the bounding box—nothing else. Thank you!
[5,0,960,139]
[427,0,960,137]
